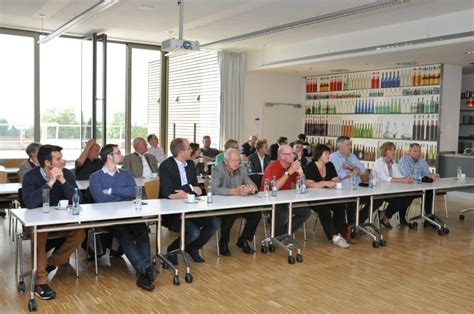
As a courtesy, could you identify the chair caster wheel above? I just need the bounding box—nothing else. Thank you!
[296,254,303,263]
[28,299,37,312]
[372,240,380,248]
[437,227,449,235]
[185,273,193,283]
[379,239,387,247]
[173,275,180,286]
[268,244,276,253]
[260,246,268,254]
[459,214,465,221]
[18,281,26,293]
[288,256,296,264]
[408,222,418,229]
[444,228,449,235]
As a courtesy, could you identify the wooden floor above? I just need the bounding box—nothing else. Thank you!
[1,196,474,313]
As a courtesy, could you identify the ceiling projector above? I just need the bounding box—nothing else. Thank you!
[161,38,200,53]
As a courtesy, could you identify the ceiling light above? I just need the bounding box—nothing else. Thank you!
[138,4,154,10]
[365,63,373,66]
[38,0,119,44]
[466,51,474,55]
[202,0,406,47]
[393,61,417,66]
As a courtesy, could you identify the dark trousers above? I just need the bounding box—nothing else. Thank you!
[274,204,311,237]
[423,190,434,215]
[311,204,346,240]
[385,196,415,221]
[166,217,221,253]
[220,212,261,245]
[108,223,150,275]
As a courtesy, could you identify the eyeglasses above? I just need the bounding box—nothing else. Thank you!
[280,152,293,156]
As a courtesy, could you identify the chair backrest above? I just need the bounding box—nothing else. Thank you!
[0,171,8,183]
[2,159,23,167]
[360,170,370,183]
[143,180,160,199]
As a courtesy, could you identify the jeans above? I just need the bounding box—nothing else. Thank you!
[274,204,311,237]
[108,223,150,275]
[166,217,221,252]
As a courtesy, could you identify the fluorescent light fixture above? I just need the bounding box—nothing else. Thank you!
[202,0,406,47]
[38,0,119,44]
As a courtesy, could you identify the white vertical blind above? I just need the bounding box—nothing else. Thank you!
[167,51,220,149]
[147,59,161,138]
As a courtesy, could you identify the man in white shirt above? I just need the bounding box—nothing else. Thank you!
[147,133,166,164]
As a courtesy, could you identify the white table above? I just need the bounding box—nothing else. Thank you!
[0,183,22,195]
[11,177,474,311]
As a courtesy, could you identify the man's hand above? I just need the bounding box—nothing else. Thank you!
[170,190,187,199]
[288,160,302,175]
[342,162,353,170]
[401,177,415,183]
[352,167,361,176]
[48,167,65,186]
[85,139,96,148]
[430,173,440,180]
[192,186,202,196]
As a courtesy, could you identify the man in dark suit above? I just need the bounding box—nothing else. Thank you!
[247,139,271,187]
[239,135,257,160]
[269,136,288,160]
[159,138,220,264]
[22,145,85,300]
[289,133,311,158]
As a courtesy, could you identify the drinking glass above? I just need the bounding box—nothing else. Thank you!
[42,189,50,213]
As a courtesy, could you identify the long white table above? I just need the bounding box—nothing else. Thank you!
[10,177,474,312]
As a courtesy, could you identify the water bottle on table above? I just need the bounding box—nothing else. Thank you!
[264,178,270,197]
[271,176,277,197]
[72,188,80,215]
[207,185,213,203]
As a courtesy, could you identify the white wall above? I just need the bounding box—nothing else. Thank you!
[439,64,463,152]
[461,73,474,91]
[243,71,304,143]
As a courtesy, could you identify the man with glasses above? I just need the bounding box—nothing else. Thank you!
[123,137,159,178]
[22,145,85,300]
[89,144,158,291]
[159,138,220,264]
[261,145,311,237]
[212,148,260,256]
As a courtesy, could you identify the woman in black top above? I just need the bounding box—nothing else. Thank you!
[304,144,349,248]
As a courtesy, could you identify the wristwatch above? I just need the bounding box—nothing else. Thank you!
[284,171,290,177]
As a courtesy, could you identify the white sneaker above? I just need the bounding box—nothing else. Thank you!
[332,234,350,248]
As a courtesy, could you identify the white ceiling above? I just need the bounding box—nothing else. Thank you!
[1,0,473,75]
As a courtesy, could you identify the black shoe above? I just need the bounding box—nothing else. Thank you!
[236,239,255,254]
[136,273,155,291]
[186,248,206,263]
[380,219,393,229]
[46,264,57,274]
[145,263,159,282]
[219,243,231,256]
[109,249,124,257]
[34,284,56,300]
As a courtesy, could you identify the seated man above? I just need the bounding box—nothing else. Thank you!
[212,148,260,256]
[240,135,257,160]
[18,142,41,182]
[147,133,166,164]
[22,145,85,300]
[214,139,239,165]
[75,139,103,180]
[261,145,311,237]
[398,143,440,224]
[200,135,220,162]
[89,144,157,291]
[123,137,159,178]
[159,138,220,264]
[293,139,308,168]
[269,136,288,161]
[290,133,311,157]
[247,139,271,187]
[330,136,369,225]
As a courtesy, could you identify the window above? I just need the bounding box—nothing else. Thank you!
[167,51,220,149]
[0,33,35,159]
[40,37,87,161]
[131,47,161,148]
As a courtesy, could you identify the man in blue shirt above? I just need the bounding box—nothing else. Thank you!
[330,136,376,226]
[399,143,440,222]
[89,144,158,291]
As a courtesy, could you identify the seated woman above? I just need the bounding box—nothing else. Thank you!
[373,142,415,229]
[304,144,350,248]
[18,142,41,182]
[190,142,208,177]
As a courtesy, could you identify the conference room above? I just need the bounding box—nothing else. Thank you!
[1,0,474,312]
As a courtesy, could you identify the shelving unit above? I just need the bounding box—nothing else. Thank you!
[458,92,474,152]
[304,64,442,169]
